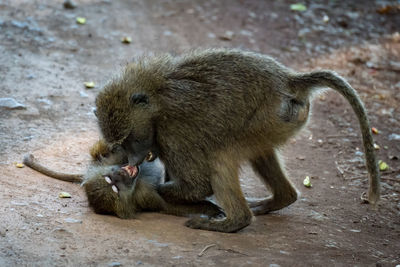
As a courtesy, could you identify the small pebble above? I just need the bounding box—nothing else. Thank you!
[108,262,122,267]
[219,31,234,41]
[0,98,26,110]
[64,218,82,224]
[79,91,89,98]
[388,133,400,141]
[63,0,77,9]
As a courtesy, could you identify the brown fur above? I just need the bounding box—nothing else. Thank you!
[95,48,380,232]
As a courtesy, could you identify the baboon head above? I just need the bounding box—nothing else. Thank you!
[84,177,118,215]
[95,63,163,167]
[84,175,136,219]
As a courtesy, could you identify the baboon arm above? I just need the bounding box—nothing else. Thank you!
[185,156,252,233]
[162,200,223,218]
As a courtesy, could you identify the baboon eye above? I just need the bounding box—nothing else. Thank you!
[109,143,120,153]
[130,93,149,106]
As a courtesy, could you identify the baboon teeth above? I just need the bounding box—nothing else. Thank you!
[122,165,138,178]
[112,185,118,193]
[104,176,112,184]
[145,152,155,161]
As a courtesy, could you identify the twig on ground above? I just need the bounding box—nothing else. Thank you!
[217,248,249,256]
[335,161,345,178]
[198,244,216,257]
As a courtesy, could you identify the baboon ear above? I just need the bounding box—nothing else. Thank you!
[93,108,98,117]
[130,93,149,106]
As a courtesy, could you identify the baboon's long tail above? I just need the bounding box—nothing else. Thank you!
[23,154,83,183]
[290,70,380,205]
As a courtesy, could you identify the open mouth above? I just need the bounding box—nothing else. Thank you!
[122,165,139,178]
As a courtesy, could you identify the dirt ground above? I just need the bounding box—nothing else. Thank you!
[0,0,399,266]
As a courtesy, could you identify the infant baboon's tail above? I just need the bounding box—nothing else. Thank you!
[290,70,380,205]
[23,154,83,183]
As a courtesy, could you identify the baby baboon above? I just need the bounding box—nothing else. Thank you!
[95,48,380,233]
[23,140,222,219]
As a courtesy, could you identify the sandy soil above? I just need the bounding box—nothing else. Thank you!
[0,0,399,266]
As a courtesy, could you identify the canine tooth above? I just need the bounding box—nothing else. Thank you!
[112,185,118,193]
[105,176,112,184]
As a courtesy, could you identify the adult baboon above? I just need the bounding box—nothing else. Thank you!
[95,48,380,232]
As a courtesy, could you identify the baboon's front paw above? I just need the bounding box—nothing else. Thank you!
[249,196,297,215]
[246,196,272,208]
[184,217,211,230]
[184,217,250,233]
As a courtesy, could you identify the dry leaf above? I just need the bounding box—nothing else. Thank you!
[290,3,307,12]
[378,160,389,171]
[84,81,95,88]
[76,17,86,25]
[121,36,132,44]
[377,5,400,14]
[59,192,72,198]
[303,176,312,188]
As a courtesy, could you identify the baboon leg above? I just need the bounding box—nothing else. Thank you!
[185,157,252,233]
[158,169,213,204]
[248,150,298,215]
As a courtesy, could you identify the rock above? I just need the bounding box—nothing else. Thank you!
[0,228,7,237]
[108,262,122,267]
[207,32,216,39]
[355,151,364,156]
[219,31,234,41]
[308,210,326,221]
[37,98,52,106]
[64,218,82,224]
[0,98,26,110]
[163,30,172,36]
[388,133,400,141]
[63,0,77,9]
[298,28,311,37]
[79,91,89,98]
